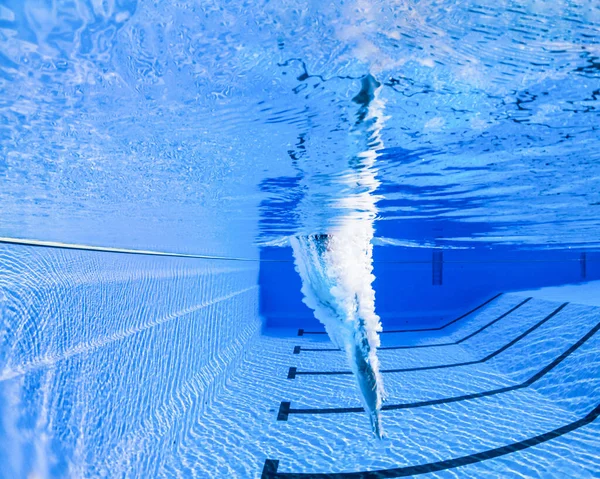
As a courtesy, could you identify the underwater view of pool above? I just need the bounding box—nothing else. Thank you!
[1,0,599,477]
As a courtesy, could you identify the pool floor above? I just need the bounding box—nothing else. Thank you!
[173,291,600,478]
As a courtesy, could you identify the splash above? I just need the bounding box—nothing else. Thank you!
[291,74,386,437]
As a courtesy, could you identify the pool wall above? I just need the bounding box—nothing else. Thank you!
[260,246,600,330]
[0,244,260,477]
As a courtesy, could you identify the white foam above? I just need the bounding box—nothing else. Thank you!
[290,80,387,437]
[291,232,385,438]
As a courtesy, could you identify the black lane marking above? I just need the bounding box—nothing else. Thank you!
[277,402,291,421]
[295,297,532,354]
[263,403,600,478]
[279,309,597,420]
[288,303,568,379]
[296,293,502,336]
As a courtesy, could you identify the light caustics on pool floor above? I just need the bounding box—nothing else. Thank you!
[250,292,600,478]
[1,246,599,478]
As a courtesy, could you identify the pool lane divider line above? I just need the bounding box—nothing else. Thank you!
[263,402,600,478]
[295,297,531,354]
[6,238,593,267]
[296,293,503,336]
[0,237,285,262]
[287,303,568,379]
[279,307,597,420]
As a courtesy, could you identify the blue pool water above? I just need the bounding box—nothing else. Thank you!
[1,0,600,477]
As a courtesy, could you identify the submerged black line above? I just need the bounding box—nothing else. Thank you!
[295,297,531,354]
[0,237,275,262]
[263,401,600,478]
[279,307,595,420]
[296,294,503,337]
[288,303,568,379]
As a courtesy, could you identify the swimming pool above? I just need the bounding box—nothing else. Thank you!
[1,0,599,477]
